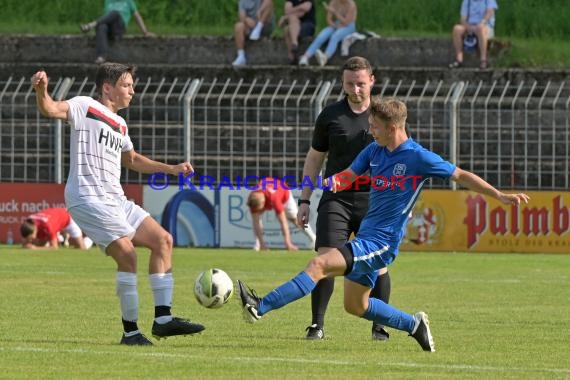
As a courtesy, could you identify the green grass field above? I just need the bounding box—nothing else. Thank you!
[0,246,568,379]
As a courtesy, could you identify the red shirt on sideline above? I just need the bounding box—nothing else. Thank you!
[28,208,71,241]
[249,178,291,214]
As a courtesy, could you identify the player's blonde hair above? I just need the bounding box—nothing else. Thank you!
[247,191,265,212]
[370,96,407,127]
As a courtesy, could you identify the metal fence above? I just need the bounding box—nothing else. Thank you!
[1,76,569,190]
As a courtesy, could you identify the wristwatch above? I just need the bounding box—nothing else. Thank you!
[298,199,311,206]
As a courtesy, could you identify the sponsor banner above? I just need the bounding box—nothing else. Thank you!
[401,190,570,253]
[220,188,320,249]
[144,187,320,249]
[0,183,142,245]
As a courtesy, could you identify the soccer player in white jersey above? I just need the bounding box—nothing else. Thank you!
[31,63,205,346]
[238,96,530,351]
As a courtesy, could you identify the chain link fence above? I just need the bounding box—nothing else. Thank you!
[1,76,568,190]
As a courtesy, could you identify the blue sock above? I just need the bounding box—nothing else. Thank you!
[258,271,316,315]
[362,298,416,333]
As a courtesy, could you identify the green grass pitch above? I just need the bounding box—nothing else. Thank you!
[0,246,568,379]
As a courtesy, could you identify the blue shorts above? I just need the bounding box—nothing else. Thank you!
[343,237,398,288]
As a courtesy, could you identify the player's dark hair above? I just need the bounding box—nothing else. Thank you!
[20,219,36,238]
[95,62,136,98]
[341,56,373,75]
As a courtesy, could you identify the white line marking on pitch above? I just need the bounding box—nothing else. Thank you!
[2,346,570,374]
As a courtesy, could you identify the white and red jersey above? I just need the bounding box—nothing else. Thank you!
[65,96,134,207]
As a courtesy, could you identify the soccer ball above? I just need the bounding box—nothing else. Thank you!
[194,268,234,308]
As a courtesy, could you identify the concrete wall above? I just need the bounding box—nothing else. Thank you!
[2,35,568,84]
[1,34,499,67]
[1,35,469,66]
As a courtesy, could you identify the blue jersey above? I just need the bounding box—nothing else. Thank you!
[350,138,456,247]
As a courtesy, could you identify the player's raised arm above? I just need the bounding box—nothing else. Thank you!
[31,71,70,120]
[451,167,530,205]
[122,151,194,176]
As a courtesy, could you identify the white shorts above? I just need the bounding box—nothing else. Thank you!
[284,195,298,221]
[68,199,149,250]
[487,26,495,40]
[63,218,83,238]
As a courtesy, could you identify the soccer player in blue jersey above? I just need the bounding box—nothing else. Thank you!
[238,96,529,351]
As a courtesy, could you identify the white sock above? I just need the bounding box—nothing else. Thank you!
[237,49,245,58]
[123,329,141,337]
[116,272,138,322]
[150,273,173,323]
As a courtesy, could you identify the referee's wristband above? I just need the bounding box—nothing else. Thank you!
[298,199,311,206]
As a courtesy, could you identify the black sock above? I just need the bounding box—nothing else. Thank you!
[311,277,335,328]
[155,305,171,318]
[370,271,391,328]
[122,319,139,333]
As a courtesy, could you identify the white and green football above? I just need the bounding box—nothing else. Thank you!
[194,268,234,309]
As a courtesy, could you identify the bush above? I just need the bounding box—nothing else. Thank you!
[0,0,568,40]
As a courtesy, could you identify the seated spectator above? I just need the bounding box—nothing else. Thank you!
[298,0,357,67]
[80,0,155,65]
[20,208,93,250]
[247,178,316,251]
[449,0,498,70]
[232,0,275,67]
[279,0,316,65]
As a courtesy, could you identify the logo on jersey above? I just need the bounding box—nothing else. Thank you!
[87,106,126,154]
[393,163,407,176]
[87,106,127,135]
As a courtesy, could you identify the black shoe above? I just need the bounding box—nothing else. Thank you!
[305,324,324,340]
[409,312,435,352]
[237,280,261,323]
[371,324,390,341]
[291,44,299,64]
[120,332,153,346]
[152,317,205,339]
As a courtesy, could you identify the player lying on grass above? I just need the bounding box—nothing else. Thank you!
[20,207,93,250]
[238,96,529,351]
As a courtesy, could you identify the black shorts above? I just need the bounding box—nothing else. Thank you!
[315,191,369,251]
[299,21,316,39]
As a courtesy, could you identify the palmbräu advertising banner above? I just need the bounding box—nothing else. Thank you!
[401,190,569,253]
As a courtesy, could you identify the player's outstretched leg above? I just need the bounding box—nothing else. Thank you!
[239,272,316,324]
[238,280,262,323]
[362,297,435,352]
[409,312,435,352]
[371,270,391,341]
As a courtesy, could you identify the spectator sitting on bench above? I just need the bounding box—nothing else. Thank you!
[279,0,316,65]
[449,0,498,70]
[232,0,275,67]
[80,0,155,65]
[298,0,357,67]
